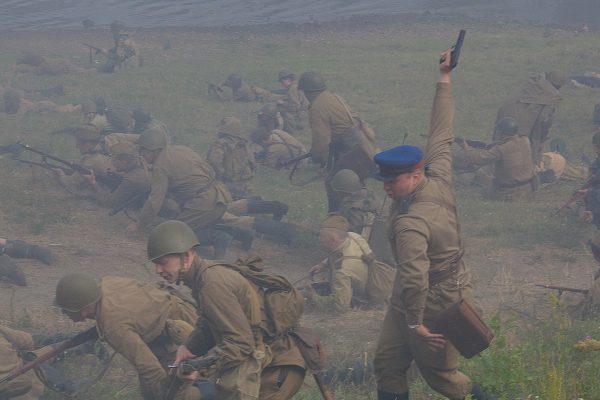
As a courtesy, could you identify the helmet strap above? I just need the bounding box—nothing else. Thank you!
[177,254,186,286]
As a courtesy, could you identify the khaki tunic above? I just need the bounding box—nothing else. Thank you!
[206,134,257,199]
[56,149,116,198]
[496,74,562,164]
[374,83,474,399]
[233,82,257,102]
[183,259,305,400]
[261,130,307,169]
[313,233,370,312]
[0,326,44,400]
[281,83,309,131]
[536,152,587,181]
[465,135,536,201]
[338,188,380,236]
[138,145,230,230]
[93,161,150,210]
[95,276,197,399]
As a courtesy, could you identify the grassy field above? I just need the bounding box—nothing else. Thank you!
[1,15,600,399]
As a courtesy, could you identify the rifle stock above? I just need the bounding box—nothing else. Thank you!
[0,327,98,385]
[109,190,149,216]
[277,152,312,170]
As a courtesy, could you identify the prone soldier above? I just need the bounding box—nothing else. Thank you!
[222,74,284,103]
[276,69,309,133]
[0,325,44,399]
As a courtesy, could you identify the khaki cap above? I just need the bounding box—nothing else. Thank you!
[110,141,137,156]
[218,117,242,136]
[320,215,350,231]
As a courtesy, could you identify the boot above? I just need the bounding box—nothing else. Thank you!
[377,391,409,400]
[194,229,233,259]
[246,200,289,221]
[0,254,26,286]
[214,225,254,251]
[251,218,296,245]
[467,384,497,400]
[3,240,54,265]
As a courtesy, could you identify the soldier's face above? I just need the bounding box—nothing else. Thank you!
[62,309,85,322]
[84,112,96,122]
[280,78,293,88]
[76,140,96,155]
[140,148,157,164]
[383,171,422,199]
[153,254,181,283]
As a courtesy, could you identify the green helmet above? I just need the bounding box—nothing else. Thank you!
[298,71,326,92]
[138,128,167,151]
[218,117,242,136]
[495,117,519,136]
[593,132,600,146]
[80,99,97,114]
[278,69,295,81]
[223,74,242,90]
[55,272,101,312]
[331,169,362,193]
[147,220,199,262]
[258,103,279,119]
[545,70,565,89]
[106,108,132,132]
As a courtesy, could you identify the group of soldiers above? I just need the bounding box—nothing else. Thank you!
[0,41,504,400]
[4,19,600,399]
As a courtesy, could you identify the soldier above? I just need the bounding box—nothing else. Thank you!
[309,215,394,312]
[132,109,171,140]
[0,325,44,399]
[2,88,80,115]
[496,70,564,164]
[251,103,308,170]
[54,124,116,198]
[147,220,306,400]
[54,272,199,400]
[207,117,257,199]
[460,117,537,201]
[80,98,109,132]
[98,21,141,73]
[82,141,150,211]
[372,49,489,400]
[13,52,91,75]
[298,71,379,212]
[222,74,284,103]
[104,107,133,134]
[276,69,309,133]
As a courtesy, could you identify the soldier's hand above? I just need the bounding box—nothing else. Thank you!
[174,345,196,365]
[82,171,97,185]
[52,168,65,178]
[458,138,468,150]
[413,324,447,350]
[309,264,323,276]
[439,48,452,83]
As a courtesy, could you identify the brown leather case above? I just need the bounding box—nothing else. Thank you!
[433,298,494,359]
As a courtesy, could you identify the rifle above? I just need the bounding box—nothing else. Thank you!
[164,354,219,400]
[535,284,589,297]
[0,327,98,385]
[83,43,103,64]
[206,81,227,101]
[551,174,598,216]
[277,152,312,170]
[10,143,123,190]
[109,190,150,216]
[454,137,500,150]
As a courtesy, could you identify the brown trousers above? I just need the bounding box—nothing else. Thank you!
[374,308,472,399]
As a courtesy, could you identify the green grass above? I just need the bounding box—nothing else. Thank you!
[2,17,600,399]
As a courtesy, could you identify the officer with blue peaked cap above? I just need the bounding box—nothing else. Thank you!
[373,145,424,182]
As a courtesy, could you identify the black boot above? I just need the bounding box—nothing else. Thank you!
[468,384,497,400]
[377,390,409,400]
[194,229,233,259]
[246,200,289,221]
[3,240,54,265]
[251,218,296,245]
[214,225,254,251]
[0,254,26,286]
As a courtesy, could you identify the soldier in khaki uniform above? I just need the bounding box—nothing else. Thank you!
[54,272,199,400]
[372,50,489,400]
[298,71,379,211]
[132,109,171,140]
[251,104,308,169]
[83,141,150,211]
[207,117,257,199]
[147,220,306,400]
[128,128,231,234]
[54,124,117,198]
[460,117,537,201]
[496,71,564,164]
[0,325,44,399]
[98,21,141,73]
[222,74,284,103]
[309,215,393,312]
[276,70,309,133]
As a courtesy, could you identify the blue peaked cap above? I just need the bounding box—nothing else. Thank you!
[373,145,424,181]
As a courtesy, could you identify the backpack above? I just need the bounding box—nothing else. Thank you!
[218,256,304,337]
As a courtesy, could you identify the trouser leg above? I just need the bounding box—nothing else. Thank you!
[258,365,306,400]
